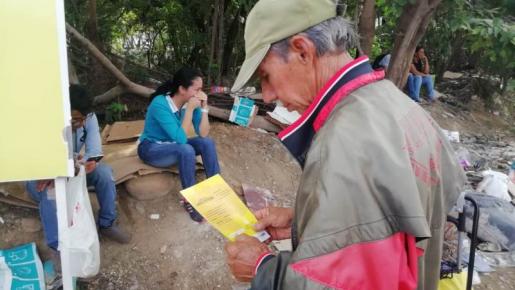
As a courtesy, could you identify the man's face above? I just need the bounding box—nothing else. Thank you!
[71,110,85,130]
[257,50,316,113]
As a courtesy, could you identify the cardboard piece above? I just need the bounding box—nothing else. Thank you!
[102,141,203,185]
[103,120,145,144]
[0,182,37,209]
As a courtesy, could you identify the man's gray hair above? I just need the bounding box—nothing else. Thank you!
[270,16,359,59]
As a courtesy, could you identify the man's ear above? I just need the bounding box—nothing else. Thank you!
[289,35,316,65]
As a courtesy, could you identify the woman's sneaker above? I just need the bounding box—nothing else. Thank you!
[181,199,204,223]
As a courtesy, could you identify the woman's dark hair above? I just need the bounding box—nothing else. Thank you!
[150,67,203,102]
[415,46,424,53]
[69,84,93,116]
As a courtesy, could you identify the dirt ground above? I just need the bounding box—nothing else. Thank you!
[0,122,301,290]
[1,91,515,289]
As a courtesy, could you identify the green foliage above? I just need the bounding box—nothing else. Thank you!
[66,0,513,102]
[105,101,126,123]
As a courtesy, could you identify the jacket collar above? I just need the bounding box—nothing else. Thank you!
[278,56,384,167]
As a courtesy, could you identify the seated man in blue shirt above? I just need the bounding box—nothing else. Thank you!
[27,85,131,262]
[138,67,221,223]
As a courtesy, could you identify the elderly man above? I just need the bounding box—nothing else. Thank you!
[224,0,466,289]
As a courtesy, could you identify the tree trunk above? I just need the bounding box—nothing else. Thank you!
[66,23,153,102]
[68,57,80,84]
[86,0,99,46]
[386,0,442,88]
[358,0,375,56]
[216,0,225,85]
[222,7,242,77]
[207,0,220,87]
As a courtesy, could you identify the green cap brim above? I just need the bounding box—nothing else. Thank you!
[231,44,270,92]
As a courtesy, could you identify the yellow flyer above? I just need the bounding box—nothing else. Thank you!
[181,174,270,242]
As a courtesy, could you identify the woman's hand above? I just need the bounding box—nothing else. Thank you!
[187,97,201,111]
[196,91,208,108]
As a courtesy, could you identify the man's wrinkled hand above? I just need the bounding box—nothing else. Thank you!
[225,235,271,282]
[254,207,293,241]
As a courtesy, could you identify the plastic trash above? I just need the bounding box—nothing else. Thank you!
[0,257,12,290]
[442,129,460,143]
[0,243,45,290]
[461,238,494,273]
[509,161,515,184]
[476,170,511,202]
[455,147,472,169]
[242,184,276,212]
[463,193,515,251]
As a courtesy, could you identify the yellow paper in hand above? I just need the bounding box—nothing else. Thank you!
[181,175,270,242]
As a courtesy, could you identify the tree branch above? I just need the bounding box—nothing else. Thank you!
[66,22,154,100]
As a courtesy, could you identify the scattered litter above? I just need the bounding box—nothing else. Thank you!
[242,184,276,212]
[509,161,515,185]
[229,97,257,127]
[210,86,230,94]
[266,104,301,126]
[461,238,494,273]
[160,245,167,254]
[455,147,472,169]
[472,270,481,285]
[477,250,515,268]
[463,193,515,251]
[150,214,160,220]
[230,86,256,96]
[476,170,511,202]
[442,129,460,143]
[0,257,12,290]
[0,216,4,224]
[0,243,45,289]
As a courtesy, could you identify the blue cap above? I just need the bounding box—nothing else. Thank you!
[511,161,515,170]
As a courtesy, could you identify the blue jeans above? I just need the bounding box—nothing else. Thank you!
[407,74,435,102]
[26,163,117,250]
[137,137,221,189]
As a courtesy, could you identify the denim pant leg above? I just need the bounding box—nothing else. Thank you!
[187,137,221,178]
[138,140,197,188]
[26,181,59,250]
[87,163,117,228]
[407,74,422,102]
[422,75,435,100]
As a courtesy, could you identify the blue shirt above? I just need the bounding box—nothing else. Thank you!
[140,95,202,144]
[73,113,103,160]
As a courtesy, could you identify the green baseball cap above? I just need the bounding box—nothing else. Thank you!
[231,0,338,92]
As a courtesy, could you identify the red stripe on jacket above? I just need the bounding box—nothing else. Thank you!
[313,70,385,132]
[290,232,423,290]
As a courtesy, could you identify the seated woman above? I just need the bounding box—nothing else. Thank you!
[407,46,435,102]
[138,67,220,222]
